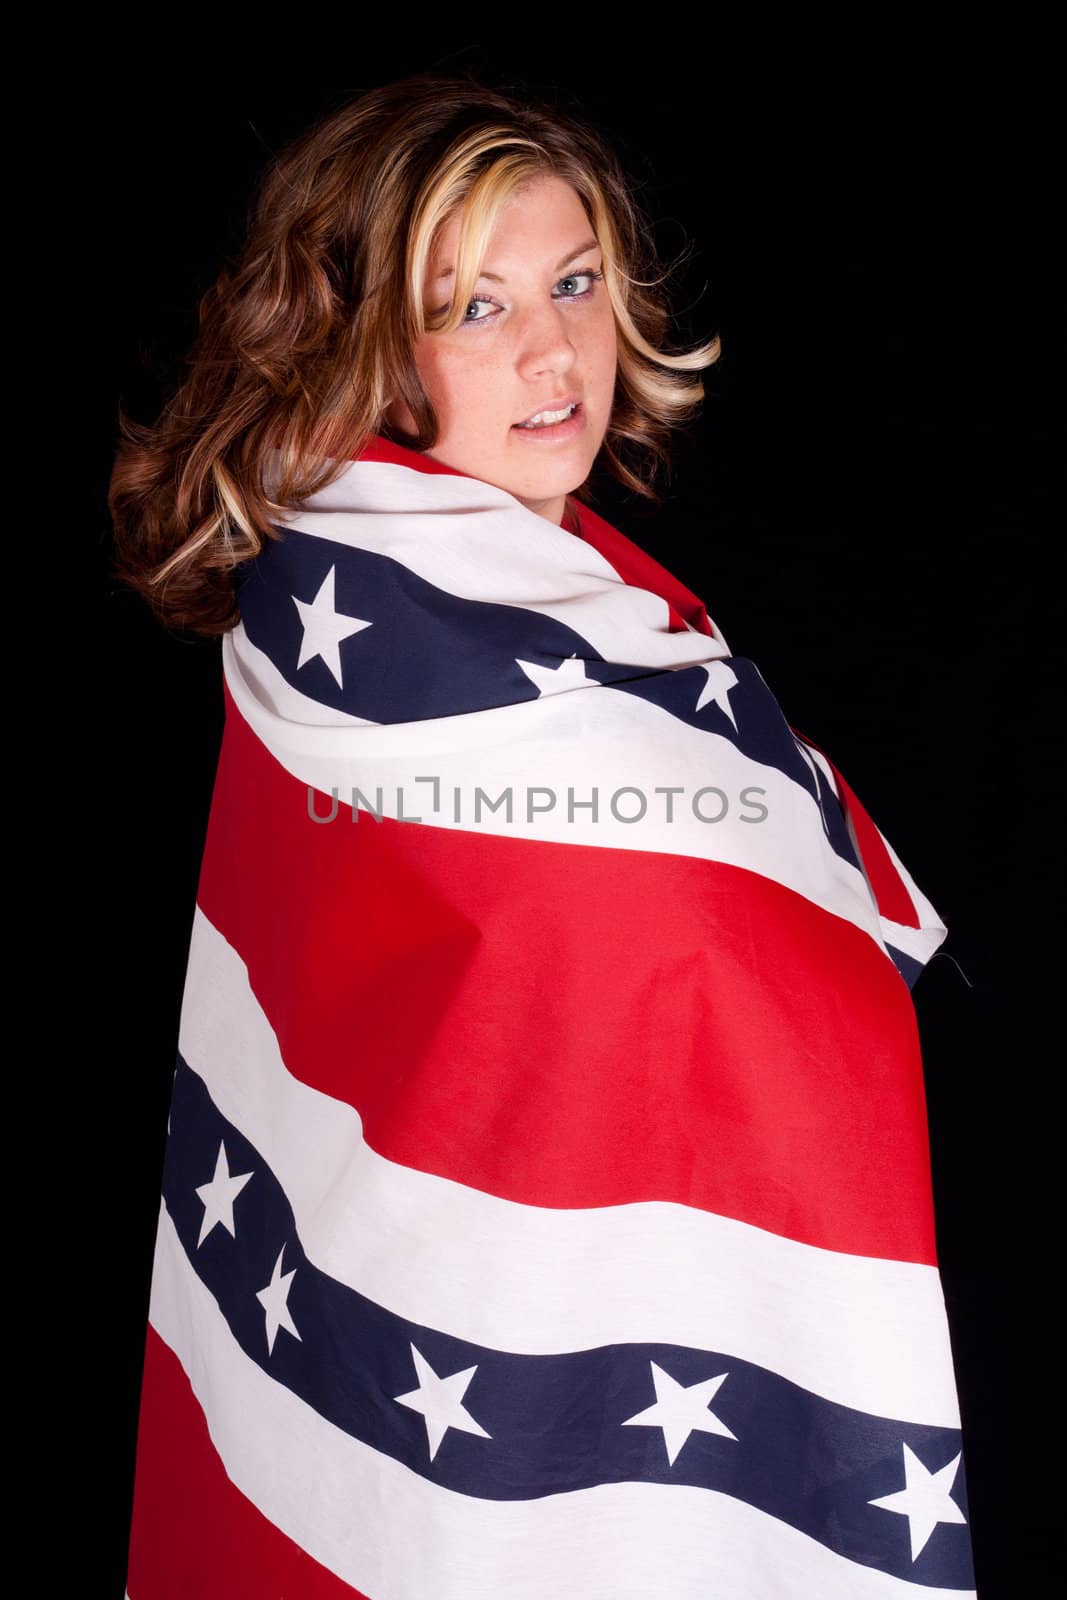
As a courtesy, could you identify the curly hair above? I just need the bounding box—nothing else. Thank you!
[108,71,722,635]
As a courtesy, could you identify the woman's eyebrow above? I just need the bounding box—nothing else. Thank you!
[433,238,600,284]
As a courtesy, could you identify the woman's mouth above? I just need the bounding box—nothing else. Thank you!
[511,401,585,441]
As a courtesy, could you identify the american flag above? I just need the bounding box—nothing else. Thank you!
[125,435,975,1597]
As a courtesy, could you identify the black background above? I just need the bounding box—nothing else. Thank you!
[81,37,1056,1598]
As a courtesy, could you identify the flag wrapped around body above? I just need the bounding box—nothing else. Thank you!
[126,435,975,1598]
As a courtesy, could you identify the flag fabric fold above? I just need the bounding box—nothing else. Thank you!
[126,435,975,1598]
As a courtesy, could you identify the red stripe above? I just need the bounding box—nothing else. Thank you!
[791,728,920,929]
[352,433,467,477]
[195,686,937,1264]
[127,1323,370,1599]
[353,434,714,636]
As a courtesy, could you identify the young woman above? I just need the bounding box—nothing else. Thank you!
[111,72,976,1599]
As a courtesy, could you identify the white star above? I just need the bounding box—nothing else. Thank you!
[256,1243,303,1356]
[292,566,372,689]
[694,660,739,727]
[869,1442,967,1561]
[393,1341,492,1461]
[515,652,595,696]
[621,1360,737,1467]
[194,1139,253,1247]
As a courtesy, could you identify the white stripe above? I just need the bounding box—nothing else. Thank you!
[880,916,948,968]
[178,906,961,1428]
[224,629,893,959]
[150,1203,973,1600]
[268,457,733,667]
[799,740,838,796]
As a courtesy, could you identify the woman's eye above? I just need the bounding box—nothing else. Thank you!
[456,268,604,326]
[554,269,603,299]
[462,296,498,323]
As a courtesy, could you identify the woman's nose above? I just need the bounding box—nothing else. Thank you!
[515,303,578,380]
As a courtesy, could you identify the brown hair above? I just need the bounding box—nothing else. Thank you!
[108,71,722,635]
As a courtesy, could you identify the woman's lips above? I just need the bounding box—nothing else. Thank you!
[511,402,585,441]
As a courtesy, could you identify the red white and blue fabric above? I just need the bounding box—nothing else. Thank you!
[125,435,975,1597]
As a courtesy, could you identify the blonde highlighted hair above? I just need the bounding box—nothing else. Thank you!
[109,71,722,634]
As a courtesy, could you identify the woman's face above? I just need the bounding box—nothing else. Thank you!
[388,174,619,526]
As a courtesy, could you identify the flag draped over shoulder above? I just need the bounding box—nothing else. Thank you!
[125,435,975,1598]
